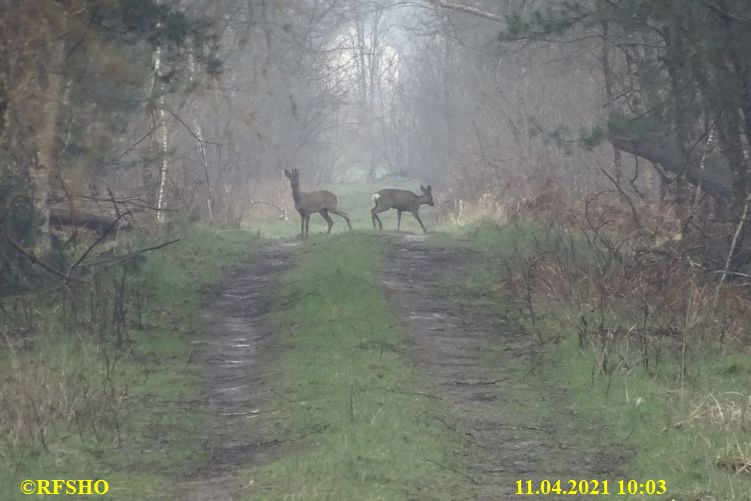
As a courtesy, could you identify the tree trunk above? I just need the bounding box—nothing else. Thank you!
[600,20,623,184]
[33,9,67,239]
[153,38,169,223]
[609,132,733,210]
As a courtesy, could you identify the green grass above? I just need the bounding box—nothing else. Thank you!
[552,333,751,499]
[245,232,472,500]
[0,226,259,500]
[447,219,751,500]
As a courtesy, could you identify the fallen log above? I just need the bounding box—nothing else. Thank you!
[48,208,129,234]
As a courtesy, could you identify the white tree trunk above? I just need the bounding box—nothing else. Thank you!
[154,40,169,223]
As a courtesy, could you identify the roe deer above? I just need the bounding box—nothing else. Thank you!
[371,185,433,233]
[284,168,351,239]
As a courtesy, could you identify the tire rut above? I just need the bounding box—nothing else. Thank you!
[175,241,297,500]
[382,235,627,500]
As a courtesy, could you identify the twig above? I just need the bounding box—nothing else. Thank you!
[423,0,502,22]
[81,239,181,268]
[597,161,643,229]
[68,211,131,274]
[442,378,508,386]
[78,194,173,212]
[249,200,288,220]
[425,459,478,485]
[106,188,123,219]
[0,227,83,283]
[706,1,751,23]
[111,123,159,162]
[164,106,225,145]
[716,191,751,289]
[629,154,644,198]
[707,270,751,279]
[361,385,442,400]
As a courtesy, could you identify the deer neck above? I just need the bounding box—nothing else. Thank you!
[290,182,303,206]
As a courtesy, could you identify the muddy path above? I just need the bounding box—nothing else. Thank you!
[382,235,628,500]
[174,234,625,500]
[176,241,297,500]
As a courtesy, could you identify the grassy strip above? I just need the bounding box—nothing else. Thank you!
[0,226,258,500]
[246,232,472,500]
[451,220,751,499]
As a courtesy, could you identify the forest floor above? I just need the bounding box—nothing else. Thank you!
[177,231,627,500]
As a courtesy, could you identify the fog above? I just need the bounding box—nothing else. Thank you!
[4,2,751,497]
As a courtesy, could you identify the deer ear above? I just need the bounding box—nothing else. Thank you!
[427,185,432,192]
[420,185,425,191]
[283,169,290,177]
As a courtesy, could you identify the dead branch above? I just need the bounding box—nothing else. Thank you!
[249,201,289,220]
[0,226,83,283]
[164,106,225,146]
[442,378,508,386]
[423,0,503,23]
[81,239,181,269]
[708,270,751,279]
[112,123,160,163]
[425,459,479,485]
[68,211,132,274]
[718,192,751,286]
[597,162,643,230]
[48,208,126,234]
[77,195,172,212]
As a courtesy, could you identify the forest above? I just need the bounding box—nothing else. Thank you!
[2,0,751,499]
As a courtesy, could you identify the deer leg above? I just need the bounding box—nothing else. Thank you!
[304,213,311,238]
[371,206,386,230]
[412,210,427,233]
[329,208,352,230]
[320,209,333,233]
[299,212,305,240]
[397,210,402,231]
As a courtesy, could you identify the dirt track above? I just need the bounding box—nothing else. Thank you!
[382,235,627,499]
[178,235,625,500]
[177,241,297,500]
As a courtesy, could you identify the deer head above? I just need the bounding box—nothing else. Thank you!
[420,185,434,206]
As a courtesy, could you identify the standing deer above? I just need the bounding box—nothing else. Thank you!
[284,168,351,239]
[371,185,433,233]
